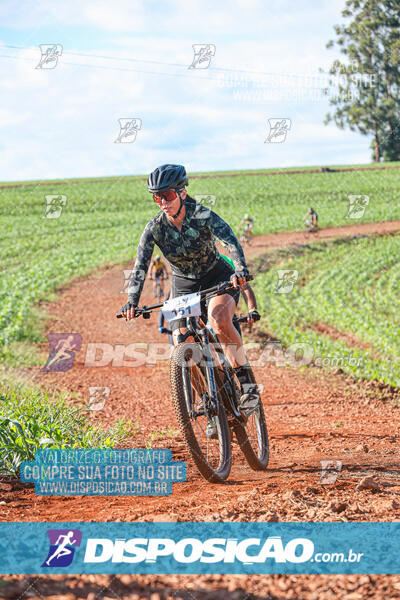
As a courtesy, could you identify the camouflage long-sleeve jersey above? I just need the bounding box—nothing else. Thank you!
[127,197,248,306]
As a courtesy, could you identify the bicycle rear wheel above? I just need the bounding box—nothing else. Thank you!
[170,342,231,483]
[245,232,253,246]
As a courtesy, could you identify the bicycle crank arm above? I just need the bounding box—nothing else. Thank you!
[222,377,246,423]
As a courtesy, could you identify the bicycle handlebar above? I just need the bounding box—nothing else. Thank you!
[116,275,254,319]
[158,311,251,335]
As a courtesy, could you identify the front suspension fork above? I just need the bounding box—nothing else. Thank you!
[200,328,219,415]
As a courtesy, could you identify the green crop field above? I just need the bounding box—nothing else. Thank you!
[252,234,400,387]
[1,164,400,370]
[1,165,399,475]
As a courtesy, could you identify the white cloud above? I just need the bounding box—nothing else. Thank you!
[0,0,146,30]
[0,0,375,181]
[0,0,345,39]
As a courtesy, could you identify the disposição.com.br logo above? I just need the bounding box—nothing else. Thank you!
[40,531,364,568]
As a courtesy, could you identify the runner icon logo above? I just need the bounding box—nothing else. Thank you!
[41,333,82,372]
[192,195,216,219]
[43,195,67,219]
[114,118,142,143]
[265,118,291,143]
[120,269,134,294]
[347,195,369,219]
[125,269,146,295]
[274,270,299,294]
[188,44,216,69]
[88,386,110,411]
[320,460,342,485]
[36,44,63,69]
[42,529,82,567]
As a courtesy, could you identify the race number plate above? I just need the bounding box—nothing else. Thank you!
[162,292,202,322]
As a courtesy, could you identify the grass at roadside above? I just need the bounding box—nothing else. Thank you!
[0,375,136,477]
[2,160,400,185]
[252,233,400,388]
[146,426,180,449]
[2,165,400,367]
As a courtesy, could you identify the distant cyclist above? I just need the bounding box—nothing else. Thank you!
[238,214,254,244]
[303,207,318,232]
[150,254,168,299]
[121,164,261,410]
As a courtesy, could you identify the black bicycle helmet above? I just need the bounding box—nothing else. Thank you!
[147,164,188,193]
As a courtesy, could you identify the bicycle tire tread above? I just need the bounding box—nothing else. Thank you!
[169,343,231,483]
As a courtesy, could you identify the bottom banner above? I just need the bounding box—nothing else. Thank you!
[0,522,399,574]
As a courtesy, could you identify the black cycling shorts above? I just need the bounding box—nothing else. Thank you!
[170,257,240,331]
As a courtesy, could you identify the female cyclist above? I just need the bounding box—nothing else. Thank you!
[121,164,260,409]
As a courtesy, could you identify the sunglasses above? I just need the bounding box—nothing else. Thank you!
[153,189,182,204]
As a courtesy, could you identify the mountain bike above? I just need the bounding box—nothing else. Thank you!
[238,228,253,246]
[150,274,167,300]
[117,279,269,483]
[304,219,319,235]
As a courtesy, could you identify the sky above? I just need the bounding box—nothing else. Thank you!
[0,0,372,181]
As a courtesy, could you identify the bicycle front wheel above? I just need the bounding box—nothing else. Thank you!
[170,342,231,483]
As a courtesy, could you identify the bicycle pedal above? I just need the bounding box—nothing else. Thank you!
[238,385,261,411]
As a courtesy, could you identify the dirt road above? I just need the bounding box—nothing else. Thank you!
[1,220,400,599]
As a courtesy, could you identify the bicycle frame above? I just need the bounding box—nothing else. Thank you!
[173,314,245,423]
[117,278,252,423]
[117,275,269,480]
